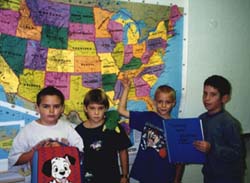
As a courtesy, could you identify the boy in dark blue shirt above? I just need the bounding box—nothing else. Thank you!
[118,76,184,183]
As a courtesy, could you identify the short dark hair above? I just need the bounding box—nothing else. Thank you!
[83,89,109,109]
[154,85,176,100]
[204,75,231,96]
[36,86,65,106]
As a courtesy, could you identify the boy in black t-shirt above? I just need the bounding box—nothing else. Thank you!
[75,89,132,183]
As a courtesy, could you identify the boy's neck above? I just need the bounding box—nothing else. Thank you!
[207,106,224,115]
[36,119,58,126]
[159,113,171,119]
[207,108,224,116]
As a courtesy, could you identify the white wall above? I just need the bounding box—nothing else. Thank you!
[183,0,250,133]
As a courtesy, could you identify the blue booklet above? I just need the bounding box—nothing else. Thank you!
[163,118,205,163]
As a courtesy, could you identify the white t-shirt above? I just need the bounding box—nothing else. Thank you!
[8,119,84,167]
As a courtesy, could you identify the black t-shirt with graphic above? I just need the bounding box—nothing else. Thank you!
[75,122,131,183]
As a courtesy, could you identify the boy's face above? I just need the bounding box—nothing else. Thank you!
[203,85,228,115]
[36,95,64,125]
[154,92,176,118]
[84,103,107,124]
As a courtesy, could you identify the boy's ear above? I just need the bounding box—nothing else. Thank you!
[173,101,176,107]
[83,105,87,112]
[172,100,176,107]
[61,104,65,112]
[153,99,157,107]
[222,94,230,104]
[35,104,39,112]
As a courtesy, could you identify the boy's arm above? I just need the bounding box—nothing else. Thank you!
[174,163,185,183]
[118,77,130,118]
[119,149,129,183]
[14,139,52,165]
[15,150,35,165]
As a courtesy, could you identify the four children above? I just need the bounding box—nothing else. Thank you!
[8,74,245,183]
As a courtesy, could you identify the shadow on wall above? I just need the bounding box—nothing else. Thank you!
[243,133,250,183]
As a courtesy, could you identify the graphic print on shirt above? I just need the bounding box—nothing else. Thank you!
[141,122,167,158]
[90,140,102,151]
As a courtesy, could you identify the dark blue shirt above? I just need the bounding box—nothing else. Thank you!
[129,111,176,183]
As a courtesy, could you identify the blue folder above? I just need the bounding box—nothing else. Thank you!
[163,118,205,163]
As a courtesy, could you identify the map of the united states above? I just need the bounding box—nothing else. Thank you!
[0,0,183,122]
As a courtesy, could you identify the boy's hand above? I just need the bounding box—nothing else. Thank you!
[193,140,211,153]
[32,138,63,150]
[120,73,131,88]
[120,176,129,183]
[32,139,51,150]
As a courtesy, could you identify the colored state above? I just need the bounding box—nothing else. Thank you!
[0,0,182,122]
[0,138,13,152]
[0,55,19,93]
[0,129,17,157]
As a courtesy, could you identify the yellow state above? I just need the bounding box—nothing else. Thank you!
[0,138,13,150]
[47,49,75,72]
[142,74,158,87]
[127,81,136,99]
[126,23,140,44]
[116,18,140,44]
[144,51,164,67]
[148,21,167,40]
[133,42,146,58]
[0,56,19,93]
[64,75,89,121]
[68,39,97,57]
[111,42,124,69]
[99,53,120,75]
[18,69,45,102]
[127,24,140,44]
[1,0,20,11]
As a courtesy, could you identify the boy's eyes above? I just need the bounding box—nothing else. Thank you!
[88,106,105,110]
[42,104,62,108]
[156,100,172,104]
[203,92,218,97]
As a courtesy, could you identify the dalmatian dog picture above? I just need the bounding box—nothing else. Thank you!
[42,154,76,183]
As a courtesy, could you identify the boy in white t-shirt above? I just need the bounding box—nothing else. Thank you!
[8,86,84,182]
